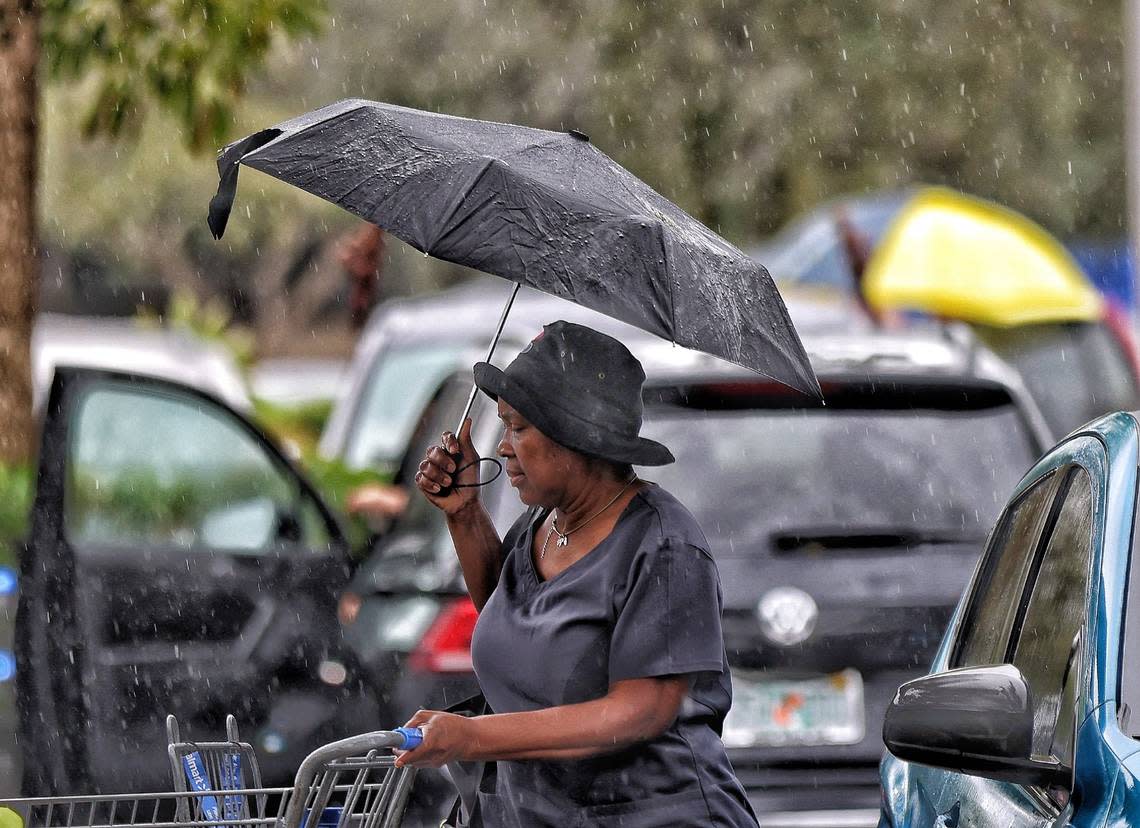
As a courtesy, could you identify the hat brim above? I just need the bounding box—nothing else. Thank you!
[474,362,675,466]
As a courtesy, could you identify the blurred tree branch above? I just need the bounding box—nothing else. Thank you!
[41,0,324,150]
[0,0,325,464]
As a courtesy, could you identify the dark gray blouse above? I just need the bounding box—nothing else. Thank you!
[468,484,758,827]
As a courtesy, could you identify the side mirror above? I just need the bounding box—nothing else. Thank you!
[883,664,1069,789]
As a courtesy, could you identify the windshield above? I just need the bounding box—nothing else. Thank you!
[638,401,1037,554]
[343,344,464,473]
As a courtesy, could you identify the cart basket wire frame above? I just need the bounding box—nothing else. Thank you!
[166,714,267,824]
[0,717,418,828]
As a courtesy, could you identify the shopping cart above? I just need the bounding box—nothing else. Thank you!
[0,715,425,828]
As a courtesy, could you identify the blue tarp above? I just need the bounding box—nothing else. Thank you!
[1070,242,1135,309]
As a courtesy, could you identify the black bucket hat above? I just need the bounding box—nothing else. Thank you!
[474,321,675,466]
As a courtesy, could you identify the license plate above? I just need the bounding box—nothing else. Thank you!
[721,668,865,748]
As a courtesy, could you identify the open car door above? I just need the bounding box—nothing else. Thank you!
[18,368,372,793]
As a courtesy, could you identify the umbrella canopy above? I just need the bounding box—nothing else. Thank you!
[863,187,1104,327]
[208,99,819,397]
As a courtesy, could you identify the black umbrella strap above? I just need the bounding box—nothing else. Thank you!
[451,457,503,489]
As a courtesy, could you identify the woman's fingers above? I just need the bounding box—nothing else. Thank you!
[415,447,455,493]
[394,711,439,768]
[427,443,458,473]
[450,419,480,488]
[405,709,436,728]
[441,419,476,461]
[393,712,429,769]
[417,419,480,513]
[394,711,469,768]
[457,417,476,457]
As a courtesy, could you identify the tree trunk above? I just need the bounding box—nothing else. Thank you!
[0,0,38,465]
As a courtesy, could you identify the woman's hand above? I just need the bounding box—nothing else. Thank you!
[415,417,482,516]
[394,709,477,768]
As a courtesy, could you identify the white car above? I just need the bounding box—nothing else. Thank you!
[250,358,349,408]
[31,313,252,413]
[318,277,868,474]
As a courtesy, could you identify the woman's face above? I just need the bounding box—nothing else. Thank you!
[497,398,584,506]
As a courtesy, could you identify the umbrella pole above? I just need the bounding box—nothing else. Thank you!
[454,281,521,432]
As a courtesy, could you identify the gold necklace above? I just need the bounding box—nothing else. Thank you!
[540,475,637,559]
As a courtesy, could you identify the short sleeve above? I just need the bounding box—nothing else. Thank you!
[608,538,726,682]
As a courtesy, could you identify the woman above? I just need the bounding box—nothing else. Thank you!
[400,321,758,827]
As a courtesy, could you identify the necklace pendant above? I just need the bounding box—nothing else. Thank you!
[557,535,569,548]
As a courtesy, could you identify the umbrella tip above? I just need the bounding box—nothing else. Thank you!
[207,195,230,239]
[568,129,590,142]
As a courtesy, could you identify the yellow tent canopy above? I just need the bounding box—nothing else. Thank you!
[863,187,1104,327]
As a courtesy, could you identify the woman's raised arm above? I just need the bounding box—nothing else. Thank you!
[415,418,504,610]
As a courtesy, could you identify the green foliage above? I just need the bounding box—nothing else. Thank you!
[137,289,256,373]
[66,459,380,554]
[68,464,290,539]
[41,0,326,151]
[258,0,1124,239]
[35,0,1128,332]
[0,465,33,568]
[298,455,389,554]
[252,396,333,459]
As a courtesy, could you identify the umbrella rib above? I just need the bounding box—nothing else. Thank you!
[651,218,678,342]
[425,157,497,254]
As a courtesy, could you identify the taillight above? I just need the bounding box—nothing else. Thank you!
[408,597,478,673]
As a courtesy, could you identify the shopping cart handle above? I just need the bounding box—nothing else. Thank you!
[280,730,423,828]
[394,726,424,750]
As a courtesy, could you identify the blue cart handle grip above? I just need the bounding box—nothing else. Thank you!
[395,726,424,750]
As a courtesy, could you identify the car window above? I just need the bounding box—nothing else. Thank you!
[1120,464,1140,734]
[951,471,1061,669]
[65,384,331,554]
[1011,467,1093,764]
[638,395,1038,553]
[975,322,1140,436]
[343,344,464,473]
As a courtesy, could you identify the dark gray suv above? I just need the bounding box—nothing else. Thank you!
[337,309,1052,826]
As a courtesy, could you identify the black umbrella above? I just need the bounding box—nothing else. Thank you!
[207,99,820,399]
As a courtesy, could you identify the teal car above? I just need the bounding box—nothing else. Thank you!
[879,411,1140,826]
